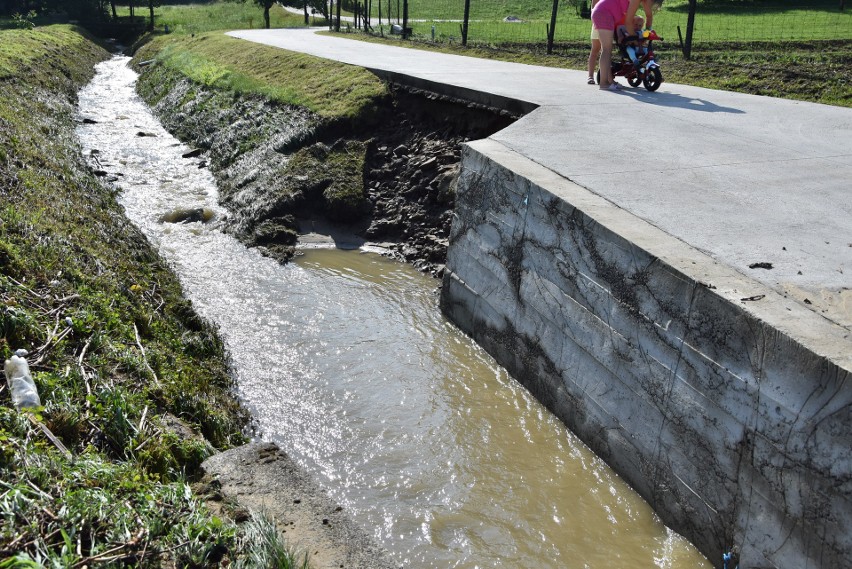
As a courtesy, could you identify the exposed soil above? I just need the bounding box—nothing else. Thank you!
[198,442,400,569]
[354,88,516,275]
[135,63,516,277]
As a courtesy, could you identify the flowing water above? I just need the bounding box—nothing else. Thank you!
[75,55,712,569]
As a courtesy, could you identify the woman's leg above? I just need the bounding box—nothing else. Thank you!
[587,38,602,80]
[598,29,615,88]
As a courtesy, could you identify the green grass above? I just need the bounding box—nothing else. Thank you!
[129,0,360,116]
[0,24,306,566]
[135,31,388,119]
[120,1,311,34]
[0,25,95,78]
[345,0,852,43]
[232,513,310,569]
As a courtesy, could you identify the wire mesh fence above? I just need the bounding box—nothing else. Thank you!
[359,0,852,53]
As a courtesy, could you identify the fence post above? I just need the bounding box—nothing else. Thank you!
[402,0,409,38]
[547,0,559,54]
[683,0,696,59]
[462,0,471,46]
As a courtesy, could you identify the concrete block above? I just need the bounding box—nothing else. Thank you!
[442,139,852,569]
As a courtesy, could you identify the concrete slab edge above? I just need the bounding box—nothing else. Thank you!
[467,137,852,373]
[364,67,538,117]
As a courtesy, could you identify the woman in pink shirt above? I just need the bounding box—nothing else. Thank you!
[591,0,644,90]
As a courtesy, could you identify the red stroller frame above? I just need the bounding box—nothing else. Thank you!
[597,29,664,91]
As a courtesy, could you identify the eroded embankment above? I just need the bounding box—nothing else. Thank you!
[132,53,515,275]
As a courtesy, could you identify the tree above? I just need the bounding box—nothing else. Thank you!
[52,0,104,19]
[148,0,159,30]
[280,0,328,21]
[308,0,328,20]
[254,0,275,28]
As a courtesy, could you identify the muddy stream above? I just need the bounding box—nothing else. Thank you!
[75,55,711,569]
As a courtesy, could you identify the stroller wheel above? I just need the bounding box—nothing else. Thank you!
[643,67,663,91]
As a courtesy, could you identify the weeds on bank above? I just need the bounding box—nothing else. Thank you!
[0,24,308,566]
[233,514,310,569]
[0,421,234,566]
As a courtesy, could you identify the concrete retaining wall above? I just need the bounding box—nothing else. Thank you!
[440,139,851,568]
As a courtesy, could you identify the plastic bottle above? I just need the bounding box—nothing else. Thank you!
[4,349,41,409]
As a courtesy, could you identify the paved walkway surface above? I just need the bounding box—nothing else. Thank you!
[229,28,852,339]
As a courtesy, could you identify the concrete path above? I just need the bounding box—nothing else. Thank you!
[228,28,852,339]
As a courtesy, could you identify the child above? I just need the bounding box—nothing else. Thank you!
[616,15,646,67]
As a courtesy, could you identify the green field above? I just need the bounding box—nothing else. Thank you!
[337,0,852,44]
[104,0,852,44]
[118,1,309,34]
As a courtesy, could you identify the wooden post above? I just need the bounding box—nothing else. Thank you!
[683,0,696,59]
[547,0,559,54]
[462,0,471,46]
[402,0,409,38]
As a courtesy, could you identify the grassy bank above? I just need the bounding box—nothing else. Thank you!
[0,24,302,566]
[135,32,387,120]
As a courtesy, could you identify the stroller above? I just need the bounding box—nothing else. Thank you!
[597,28,664,91]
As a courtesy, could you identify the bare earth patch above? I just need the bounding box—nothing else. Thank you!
[200,442,401,569]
